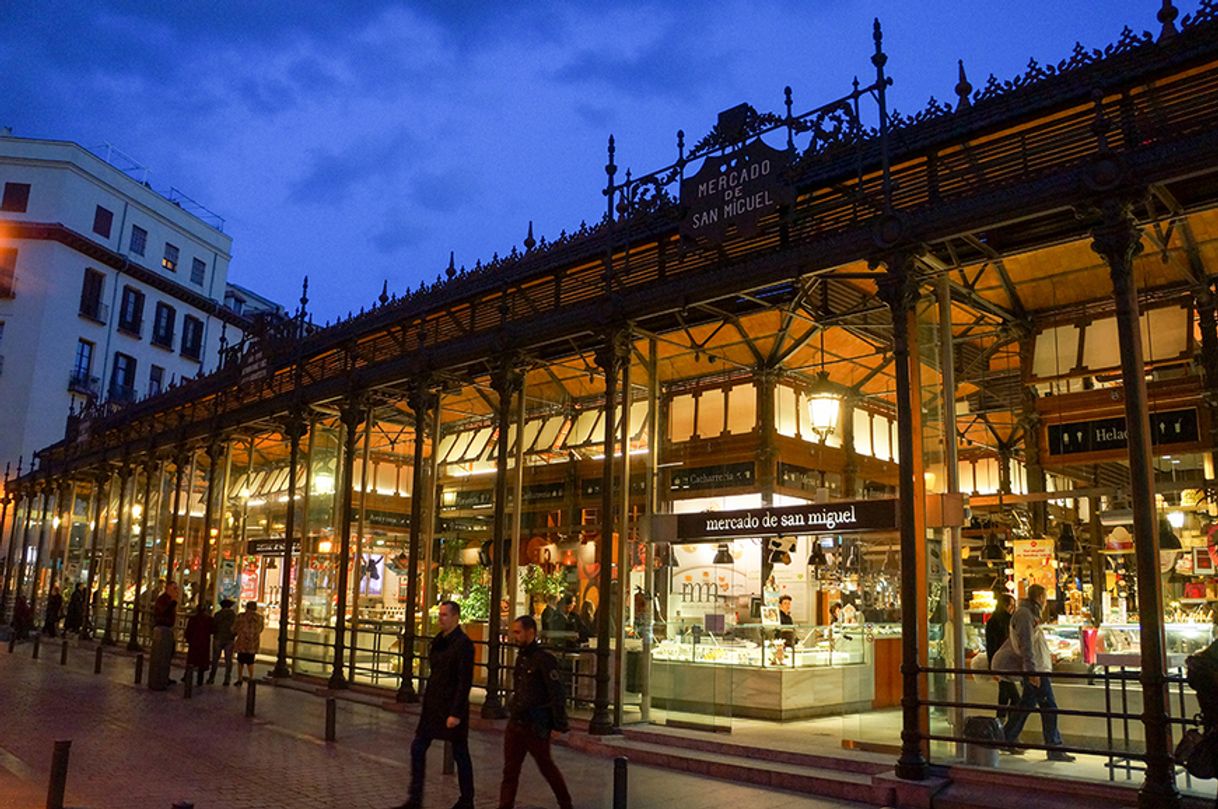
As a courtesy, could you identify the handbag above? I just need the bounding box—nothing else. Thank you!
[1175,724,1218,779]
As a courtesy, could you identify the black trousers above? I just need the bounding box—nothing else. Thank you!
[409,733,473,804]
[498,721,572,809]
[996,679,1021,723]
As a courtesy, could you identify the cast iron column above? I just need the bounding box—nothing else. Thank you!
[1089,198,1180,809]
[877,256,929,781]
[0,478,22,624]
[102,465,132,645]
[483,365,520,718]
[165,449,187,583]
[329,395,363,690]
[273,411,307,678]
[198,440,223,610]
[127,461,156,651]
[13,485,36,607]
[397,385,432,702]
[0,463,13,623]
[81,472,108,639]
[27,481,53,618]
[590,330,627,735]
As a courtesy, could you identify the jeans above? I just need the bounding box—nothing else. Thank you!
[996,679,1021,723]
[209,641,234,683]
[498,721,572,809]
[409,734,473,805]
[1003,675,1064,747]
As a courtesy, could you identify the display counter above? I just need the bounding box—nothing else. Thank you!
[648,622,890,720]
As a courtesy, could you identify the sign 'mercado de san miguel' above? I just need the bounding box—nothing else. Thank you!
[680,137,794,244]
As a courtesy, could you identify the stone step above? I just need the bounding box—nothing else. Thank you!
[569,734,895,806]
[619,725,893,776]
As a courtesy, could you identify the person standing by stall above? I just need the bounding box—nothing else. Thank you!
[498,614,573,809]
[391,600,475,809]
[995,584,1076,761]
[63,583,84,636]
[208,598,237,686]
[42,585,63,637]
[148,581,180,691]
[986,593,1019,722]
[231,601,264,686]
[183,603,214,686]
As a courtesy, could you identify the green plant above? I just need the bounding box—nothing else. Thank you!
[459,582,490,622]
[521,564,567,599]
[435,566,465,599]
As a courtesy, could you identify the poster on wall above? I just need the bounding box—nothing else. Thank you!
[219,559,239,602]
[1012,538,1057,599]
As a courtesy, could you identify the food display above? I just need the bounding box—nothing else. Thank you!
[968,590,997,613]
[651,624,868,668]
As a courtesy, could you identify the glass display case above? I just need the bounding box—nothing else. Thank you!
[650,623,870,668]
[1099,622,1214,658]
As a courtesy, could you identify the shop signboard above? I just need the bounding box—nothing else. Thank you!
[362,509,410,529]
[1046,407,1199,457]
[246,537,301,556]
[580,476,647,498]
[679,114,794,244]
[671,497,897,542]
[669,461,755,492]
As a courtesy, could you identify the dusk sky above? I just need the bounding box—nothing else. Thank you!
[1,1,1178,321]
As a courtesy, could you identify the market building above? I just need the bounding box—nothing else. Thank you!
[2,4,1217,807]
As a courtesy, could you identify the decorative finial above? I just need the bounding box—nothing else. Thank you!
[1158,0,1179,40]
[218,322,228,354]
[676,129,685,160]
[955,59,973,110]
[524,221,536,252]
[871,18,887,69]
[379,280,389,305]
[606,134,616,177]
[299,275,310,315]
[446,251,456,279]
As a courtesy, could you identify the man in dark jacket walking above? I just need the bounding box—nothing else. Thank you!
[392,600,474,809]
[985,593,1018,721]
[498,614,572,809]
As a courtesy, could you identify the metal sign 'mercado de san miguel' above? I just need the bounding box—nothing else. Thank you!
[680,132,794,244]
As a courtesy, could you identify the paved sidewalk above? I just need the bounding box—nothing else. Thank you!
[0,640,867,809]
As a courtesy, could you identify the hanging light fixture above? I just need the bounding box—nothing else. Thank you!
[712,543,733,564]
[980,530,1006,563]
[769,549,792,565]
[806,329,845,440]
[1158,515,1183,550]
[808,540,828,568]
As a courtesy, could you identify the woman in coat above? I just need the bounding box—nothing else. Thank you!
[63,584,85,635]
[42,585,64,636]
[231,601,264,686]
[183,604,214,686]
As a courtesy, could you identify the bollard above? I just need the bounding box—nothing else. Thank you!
[325,697,336,742]
[134,654,144,685]
[93,645,103,674]
[60,640,68,666]
[46,739,70,809]
[442,740,454,775]
[245,679,256,717]
[613,756,628,809]
[7,635,14,653]
[183,668,193,699]
[171,803,194,809]
[32,634,40,659]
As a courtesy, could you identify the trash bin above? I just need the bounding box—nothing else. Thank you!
[962,715,1004,767]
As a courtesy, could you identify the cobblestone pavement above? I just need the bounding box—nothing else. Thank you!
[0,639,866,809]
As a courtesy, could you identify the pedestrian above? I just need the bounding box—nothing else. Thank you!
[148,581,180,691]
[12,594,32,641]
[994,583,1076,761]
[231,600,264,685]
[208,598,237,685]
[184,603,214,686]
[63,583,84,636]
[498,614,573,809]
[390,600,474,809]
[42,584,63,637]
[986,592,1019,722]
[88,586,103,635]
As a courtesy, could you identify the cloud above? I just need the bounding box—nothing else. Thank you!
[288,129,417,205]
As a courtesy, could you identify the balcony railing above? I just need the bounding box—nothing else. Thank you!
[68,371,100,397]
[79,301,109,325]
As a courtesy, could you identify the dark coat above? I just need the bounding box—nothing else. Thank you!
[64,588,84,632]
[508,641,569,734]
[184,612,214,668]
[43,593,63,635]
[417,626,474,740]
[985,608,1012,665]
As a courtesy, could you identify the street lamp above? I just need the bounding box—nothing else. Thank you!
[807,371,844,440]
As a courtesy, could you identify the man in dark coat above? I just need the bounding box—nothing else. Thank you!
[985,592,1018,722]
[392,599,474,809]
[63,584,85,635]
[183,603,214,686]
[498,614,572,809]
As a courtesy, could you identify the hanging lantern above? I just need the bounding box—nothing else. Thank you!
[806,371,844,440]
[1057,522,1078,554]
[712,543,733,565]
[807,540,828,568]
[980,530,1006,563]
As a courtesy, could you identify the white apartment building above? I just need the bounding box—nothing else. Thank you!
[0,133,254,477]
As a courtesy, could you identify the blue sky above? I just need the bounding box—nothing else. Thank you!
[0,1,1180,321]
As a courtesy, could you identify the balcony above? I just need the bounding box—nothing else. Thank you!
[79,301,109,325]
[68,371,100,397]
[151,331,175,350]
